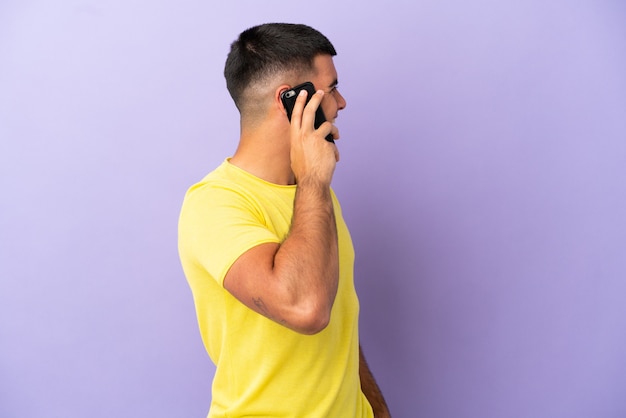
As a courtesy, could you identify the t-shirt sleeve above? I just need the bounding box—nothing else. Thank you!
[179,182,280,286]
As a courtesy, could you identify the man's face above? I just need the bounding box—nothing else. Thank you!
[308,55,347,124]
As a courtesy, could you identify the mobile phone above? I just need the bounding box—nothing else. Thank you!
[280,81,334,143]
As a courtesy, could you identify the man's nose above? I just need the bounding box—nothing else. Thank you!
[337,90,347,110]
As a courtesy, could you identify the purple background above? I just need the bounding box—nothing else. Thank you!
[1,1,625,417]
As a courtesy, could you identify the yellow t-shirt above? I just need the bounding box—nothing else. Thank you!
[178,160,373,418]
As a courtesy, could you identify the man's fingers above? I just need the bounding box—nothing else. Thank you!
[301,90,325,131]
[290,88,336,144]
[290,88,309,129]
[316,121,335,142]
[294,90,325,134]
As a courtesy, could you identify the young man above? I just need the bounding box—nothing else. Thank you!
[178,23,390,417]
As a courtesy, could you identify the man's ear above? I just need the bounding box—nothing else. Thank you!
[275,84,292,115]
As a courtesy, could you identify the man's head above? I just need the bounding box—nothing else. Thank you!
[224,23,337,121]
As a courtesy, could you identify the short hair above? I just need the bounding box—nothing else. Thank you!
[224,23,337,114]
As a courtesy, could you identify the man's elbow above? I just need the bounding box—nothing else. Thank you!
[288,303,332,335]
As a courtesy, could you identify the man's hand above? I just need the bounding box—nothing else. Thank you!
[289,89,340,186]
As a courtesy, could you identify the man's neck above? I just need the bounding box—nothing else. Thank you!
[229,124,294,185]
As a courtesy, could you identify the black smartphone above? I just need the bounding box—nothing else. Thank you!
[280,81,334,143]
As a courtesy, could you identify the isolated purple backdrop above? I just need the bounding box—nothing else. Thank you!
[1,1,625,417]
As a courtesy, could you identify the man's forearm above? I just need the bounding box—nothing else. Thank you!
[272,179,339,330]
[360,345,391,417]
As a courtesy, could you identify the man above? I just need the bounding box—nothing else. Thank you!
[178,23,390,417]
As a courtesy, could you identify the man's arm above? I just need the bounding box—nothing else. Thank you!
[360,345,391,417]
[223,89,340,335]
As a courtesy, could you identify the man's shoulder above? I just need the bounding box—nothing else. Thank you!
[188,160,243,193]
[183,160,274,210]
